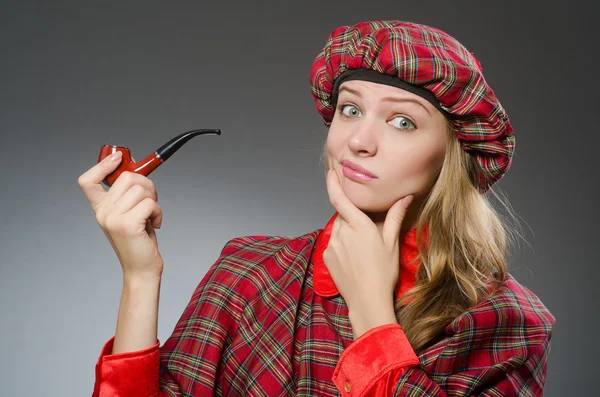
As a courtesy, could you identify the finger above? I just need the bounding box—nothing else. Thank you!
[332,212,343,237]
[382,195,413,247]
[148,206,163,230]
[146,219,159,247]
[148,201,162,229]
[131,198,163,230]
[78,151,123,209]
[107,171,158,205]
[326,169,368,227]
[113,184,156,215]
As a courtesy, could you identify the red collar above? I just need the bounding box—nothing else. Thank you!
[312,213,427,300]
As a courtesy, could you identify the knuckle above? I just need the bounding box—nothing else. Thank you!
[141,197,155,206]
[103,216,119,232]
[121,171,135,183]
[94,202,106,218]
[95,211,105,225]
[150,184,158,199]
[78,174,93,188]
[131,183,146,195]
[144,176,154,186]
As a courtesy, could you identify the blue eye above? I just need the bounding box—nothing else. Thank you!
[390,116,416,130]
[340,104,361,118]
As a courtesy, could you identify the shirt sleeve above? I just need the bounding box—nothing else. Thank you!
[92,337,161,397]
[332,304,554,396]
[332,324,419,396]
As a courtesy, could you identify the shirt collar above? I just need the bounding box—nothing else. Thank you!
[312,212,428,300]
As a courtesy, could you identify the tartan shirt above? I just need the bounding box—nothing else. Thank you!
[92,213,554,397]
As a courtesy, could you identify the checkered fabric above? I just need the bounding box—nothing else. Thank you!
[93,232,554,396]
[310,21,515,192]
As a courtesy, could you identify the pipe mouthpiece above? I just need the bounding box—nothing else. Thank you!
[156,128,221,161]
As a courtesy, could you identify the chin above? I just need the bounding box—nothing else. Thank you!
[345,192,390,213]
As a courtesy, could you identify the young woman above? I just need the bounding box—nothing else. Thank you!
[80,20,554,396]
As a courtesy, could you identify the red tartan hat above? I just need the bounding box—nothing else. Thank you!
[309,21,515,193]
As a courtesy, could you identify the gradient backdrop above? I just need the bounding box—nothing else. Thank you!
[1,1,596,396]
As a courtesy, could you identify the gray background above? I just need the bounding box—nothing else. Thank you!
[1,1,597,395]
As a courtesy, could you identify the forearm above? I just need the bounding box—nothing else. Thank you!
[112,274,162,354]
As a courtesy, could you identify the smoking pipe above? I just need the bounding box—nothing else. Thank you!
[97,128,221,187]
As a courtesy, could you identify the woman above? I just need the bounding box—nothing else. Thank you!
[80,21,554,396]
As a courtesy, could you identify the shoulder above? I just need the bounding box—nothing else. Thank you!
[448,274,555,347]
[207,229,321,298]
[219,230,320,260]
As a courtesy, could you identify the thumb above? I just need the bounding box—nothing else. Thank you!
[382,195,413,247]
[78,151,123,208]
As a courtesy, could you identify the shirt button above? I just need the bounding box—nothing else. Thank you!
[344,381,351,393]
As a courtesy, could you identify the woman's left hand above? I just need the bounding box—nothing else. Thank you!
[323,169,413,338]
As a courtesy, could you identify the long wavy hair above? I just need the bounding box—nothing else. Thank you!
[320,123,523,354]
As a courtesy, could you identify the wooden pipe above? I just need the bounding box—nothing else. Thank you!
[97,128,221,187]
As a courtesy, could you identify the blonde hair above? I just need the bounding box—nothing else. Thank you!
[320,124,523,353]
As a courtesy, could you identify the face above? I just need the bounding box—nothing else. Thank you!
[326,80,449,215]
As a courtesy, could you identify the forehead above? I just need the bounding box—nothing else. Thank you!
[337,79,437,115]
[339,80,431,103]
[338,80,424,101]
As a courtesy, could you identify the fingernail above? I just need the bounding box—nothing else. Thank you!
[110,152,122,161]
[401,195,414,208]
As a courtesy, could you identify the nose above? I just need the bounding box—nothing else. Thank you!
[347,118,378,156]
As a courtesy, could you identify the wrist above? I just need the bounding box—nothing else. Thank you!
[123,270,163,286]
[348,303,397,339]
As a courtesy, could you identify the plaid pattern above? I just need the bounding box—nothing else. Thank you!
[309,21,515,193]
[93,230,554,396]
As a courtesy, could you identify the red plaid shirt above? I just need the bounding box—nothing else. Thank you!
[92,213,554,396]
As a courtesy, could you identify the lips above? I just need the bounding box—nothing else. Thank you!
[341,160,377,178]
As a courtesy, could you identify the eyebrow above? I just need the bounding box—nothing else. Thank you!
[338,86,432,116]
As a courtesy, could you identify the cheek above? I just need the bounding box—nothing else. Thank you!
[416,144,445,172]
[386,139,446,187]
[326,126,345,161]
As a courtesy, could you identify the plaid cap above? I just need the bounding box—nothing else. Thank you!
[309,20,515,193]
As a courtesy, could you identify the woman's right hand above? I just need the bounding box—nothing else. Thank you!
[78,151,164,279]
